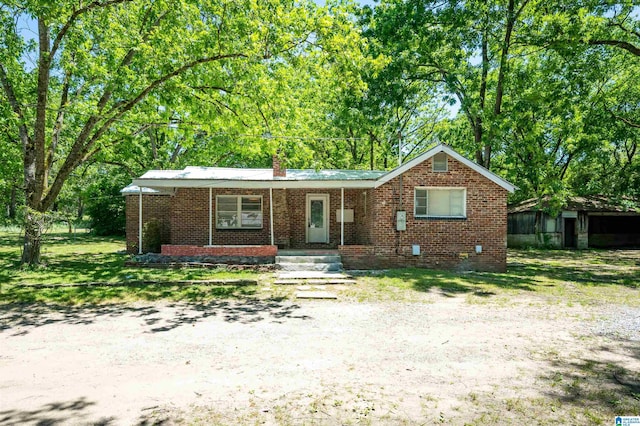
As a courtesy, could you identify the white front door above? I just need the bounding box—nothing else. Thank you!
[306,194,329,243]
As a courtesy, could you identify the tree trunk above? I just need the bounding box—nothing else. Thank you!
[369,132,374,170]
[21,209,43,266]
[77,196,84,220]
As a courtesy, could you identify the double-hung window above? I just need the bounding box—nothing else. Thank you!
[414,187,466,218]
[216,195,263,229]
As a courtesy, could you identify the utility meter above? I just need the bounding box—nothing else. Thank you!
[396,210,406,231]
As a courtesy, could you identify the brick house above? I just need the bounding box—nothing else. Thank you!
[122,143,515,271]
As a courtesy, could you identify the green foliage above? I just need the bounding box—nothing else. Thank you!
[142,219,162,253]
[85,170,129,236]
[366,0,640,203]
[1,0,639,253]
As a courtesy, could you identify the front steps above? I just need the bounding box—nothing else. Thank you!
[274,252,356,297]
[275,254,343,272]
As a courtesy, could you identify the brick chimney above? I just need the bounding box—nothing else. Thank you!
[273,151,286,177]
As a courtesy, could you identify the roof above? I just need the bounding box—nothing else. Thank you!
[508,195,640,214]
[136,166,386,182]
[120,184,173,195]
[126,143,515,192]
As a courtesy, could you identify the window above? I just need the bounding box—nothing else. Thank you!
[432,152,448,172]
[545,217,557,233]
[216,195,263,229]
[414,188,466,218]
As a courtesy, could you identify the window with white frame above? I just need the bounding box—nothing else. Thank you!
[414,187,466,218]
[216,195,263,229]
[432,152,448,172]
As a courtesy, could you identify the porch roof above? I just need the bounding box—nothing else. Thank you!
[126,167,387,191]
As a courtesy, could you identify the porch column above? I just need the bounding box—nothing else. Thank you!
[269,187,274,246]
[341,187,344,246]
[138,188,143,254]
[208,188,212,246]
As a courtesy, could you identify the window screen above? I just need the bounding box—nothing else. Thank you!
[433,152,448,172]
[414,188,465,218]
[216,195,263,228]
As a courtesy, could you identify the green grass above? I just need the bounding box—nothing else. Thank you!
[1,228,639,307]
[0,229,263,304]
[342,248,640,306]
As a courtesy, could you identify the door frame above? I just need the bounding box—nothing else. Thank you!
[563,217,577,248]
[306,193,329,243]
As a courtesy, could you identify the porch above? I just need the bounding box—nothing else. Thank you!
[130,186,373,254]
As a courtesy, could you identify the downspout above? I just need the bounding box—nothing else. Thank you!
[138,188,143,254]
[209,187,212,246]
[341,187,345,246]
[270,187,274,246]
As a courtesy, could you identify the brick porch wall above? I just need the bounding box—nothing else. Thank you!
[125,194,171,254]
[355,189,374,245]
[366,155,508,272]
[161,245,277,257]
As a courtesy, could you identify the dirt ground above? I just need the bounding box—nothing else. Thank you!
[1,296,638,425]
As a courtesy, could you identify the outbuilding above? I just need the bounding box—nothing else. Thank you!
[508,196,640,249]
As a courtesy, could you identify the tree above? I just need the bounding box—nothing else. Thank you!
[368,0,538,169]
[0,0,334,265]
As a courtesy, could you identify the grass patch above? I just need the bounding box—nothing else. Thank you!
[341,248,640,306]
[0,229,263,304]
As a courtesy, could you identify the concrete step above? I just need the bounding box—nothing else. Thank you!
[274,279,356,285]
[275,255,341,264]
[277,262,342,272]
[277,271,351,280]
[295,291,337,299]
[278,250,339,256]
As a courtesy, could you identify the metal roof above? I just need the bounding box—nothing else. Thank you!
[120,184,174,195]
[136,166,386,182]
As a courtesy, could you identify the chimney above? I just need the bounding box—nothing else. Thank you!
[273,151,286,178]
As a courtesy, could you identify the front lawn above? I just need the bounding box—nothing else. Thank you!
[1,228,638,308]
[347,248,640,307]
[0,229,261,304]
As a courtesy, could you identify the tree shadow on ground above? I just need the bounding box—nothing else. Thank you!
[371,268,539,298]
[0,397,114,425]
[541,337,640,417]
[0,297,312,337]
[372,248,640,298]
[508,249,640,289]
[0,282,259,305]
[0,249,125,286]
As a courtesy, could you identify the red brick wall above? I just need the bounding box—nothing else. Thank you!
[286,189,358,249]
[170,188,272,246]
[355,189,375,245]
[272,189,291,248]
[364,155,508,271]
[162,245,277,257]
[125,194,171,254]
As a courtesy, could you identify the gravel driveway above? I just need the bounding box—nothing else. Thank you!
[1,297,638,425]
